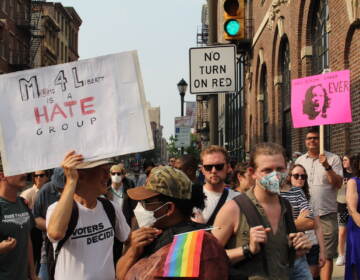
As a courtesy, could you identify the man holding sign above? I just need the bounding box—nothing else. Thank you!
[46,151,130,280]
[295,128,343,280]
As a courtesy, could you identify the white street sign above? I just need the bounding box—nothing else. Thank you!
[175,126,191,148]
[189,45,237,94]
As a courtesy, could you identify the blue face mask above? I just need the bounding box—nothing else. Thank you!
[259,171,287,194]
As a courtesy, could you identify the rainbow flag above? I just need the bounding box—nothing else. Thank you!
[163,229,205,277]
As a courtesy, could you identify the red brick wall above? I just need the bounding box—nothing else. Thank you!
[242,0,358,156]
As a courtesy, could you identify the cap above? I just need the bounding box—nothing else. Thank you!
[76,158,115,169]
[127,166,192,201]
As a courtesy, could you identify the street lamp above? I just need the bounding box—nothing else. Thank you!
[177,78,188,116]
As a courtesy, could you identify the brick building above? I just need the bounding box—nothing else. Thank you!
[206,0,360,158]
[0,0,32,74]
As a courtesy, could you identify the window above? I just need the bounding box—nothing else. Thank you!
[280,38,292,157]
[312,0,329,75]
[311,0,330,149]
[260,64,268,142]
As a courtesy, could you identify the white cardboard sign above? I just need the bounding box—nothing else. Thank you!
[0,51,154,176]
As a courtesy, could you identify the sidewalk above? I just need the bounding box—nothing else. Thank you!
[332,260,345,279]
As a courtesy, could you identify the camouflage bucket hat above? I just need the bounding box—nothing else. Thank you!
[127,166,192,201]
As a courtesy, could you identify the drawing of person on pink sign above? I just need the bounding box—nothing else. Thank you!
[302,84,330,120]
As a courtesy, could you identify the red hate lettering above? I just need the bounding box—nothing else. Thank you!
[64,100,77,117]
[80,97,95,115]
[50,104,67,122]
[34,106,49,124]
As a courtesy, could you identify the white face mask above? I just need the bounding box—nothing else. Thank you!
[133,202,169,228]
[111,175,122,184]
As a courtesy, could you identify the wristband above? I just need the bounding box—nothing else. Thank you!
[242,244,254,259]
[325,165,332,171]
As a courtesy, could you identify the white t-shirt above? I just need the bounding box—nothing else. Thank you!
[46,200,130,280]
[196,187,239,223]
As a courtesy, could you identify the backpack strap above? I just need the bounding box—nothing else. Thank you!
[279,196,297,267]
[207,188,229,226]
[97,197,122,266]
[50,201,79,280]
[97,197,116,230]
[233,194,268,275]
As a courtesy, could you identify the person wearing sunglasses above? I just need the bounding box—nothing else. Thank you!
[281,164,326,280]
[193,145,239,226]
[21,170,49,210]
[106,164,136,227]
[295,127,343,280]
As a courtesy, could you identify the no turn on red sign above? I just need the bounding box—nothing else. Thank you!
[189,45,237,94]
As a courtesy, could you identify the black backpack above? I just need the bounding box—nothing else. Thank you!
[46,197,122,280]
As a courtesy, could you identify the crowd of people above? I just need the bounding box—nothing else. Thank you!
[0,127,359,279]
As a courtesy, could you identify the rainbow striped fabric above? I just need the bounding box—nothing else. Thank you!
[163,229,205,277]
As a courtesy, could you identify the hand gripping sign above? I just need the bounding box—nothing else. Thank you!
[0,51,154,176]
[291,70,352,128]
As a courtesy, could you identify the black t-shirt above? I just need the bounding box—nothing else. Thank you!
[0,197,34,280]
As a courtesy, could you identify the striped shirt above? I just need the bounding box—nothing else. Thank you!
[280,186,313,219]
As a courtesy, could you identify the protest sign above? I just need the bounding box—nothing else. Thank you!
[291,70,352,128]
[0,51,154,176]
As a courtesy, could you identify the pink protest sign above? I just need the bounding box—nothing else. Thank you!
[291,70,352,128]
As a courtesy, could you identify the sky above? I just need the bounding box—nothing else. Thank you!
[59,0,205,141]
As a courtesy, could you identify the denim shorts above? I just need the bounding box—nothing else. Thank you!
[290,256,313,280]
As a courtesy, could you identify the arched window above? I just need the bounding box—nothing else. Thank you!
[260,64,268,141]
[311,0,330,149]
[312,0,329,74]
[280,38,291,156]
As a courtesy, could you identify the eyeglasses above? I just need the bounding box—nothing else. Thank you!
[306,136,319,141]
[203,163,225,172]
[111,172,124,176]
[291,174,307,180]
[34,174,46,178]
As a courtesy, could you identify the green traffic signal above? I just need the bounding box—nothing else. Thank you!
[224,19,240,36]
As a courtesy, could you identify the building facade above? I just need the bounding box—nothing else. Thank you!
[204,0,360,158]
[31,1,81,68]
[0,0,32,74]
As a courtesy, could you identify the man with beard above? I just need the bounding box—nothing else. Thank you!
[46,151,130,280]
[0,158,37,279]
[193,145,239,225]
[212,143,312,280]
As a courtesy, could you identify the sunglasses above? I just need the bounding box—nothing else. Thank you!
[203,163,225,172]
[306,136,319,141]
[34,174,46,178]
[111,172,124,176]
[291,174,307,180]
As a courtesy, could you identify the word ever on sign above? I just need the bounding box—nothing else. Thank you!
[189,45,237,94]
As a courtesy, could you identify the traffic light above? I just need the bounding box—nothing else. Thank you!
[223,0,245,41]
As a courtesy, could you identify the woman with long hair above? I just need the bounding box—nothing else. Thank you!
[336,154,353,266]
[281,164,325,280]
[345,154,360,279]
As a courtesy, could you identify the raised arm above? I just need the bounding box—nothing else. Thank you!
[47,151,83,241]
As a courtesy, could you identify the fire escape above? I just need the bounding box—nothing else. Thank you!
[29,1,45,68]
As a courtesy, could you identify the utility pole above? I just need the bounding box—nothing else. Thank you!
[207,0,219,145]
